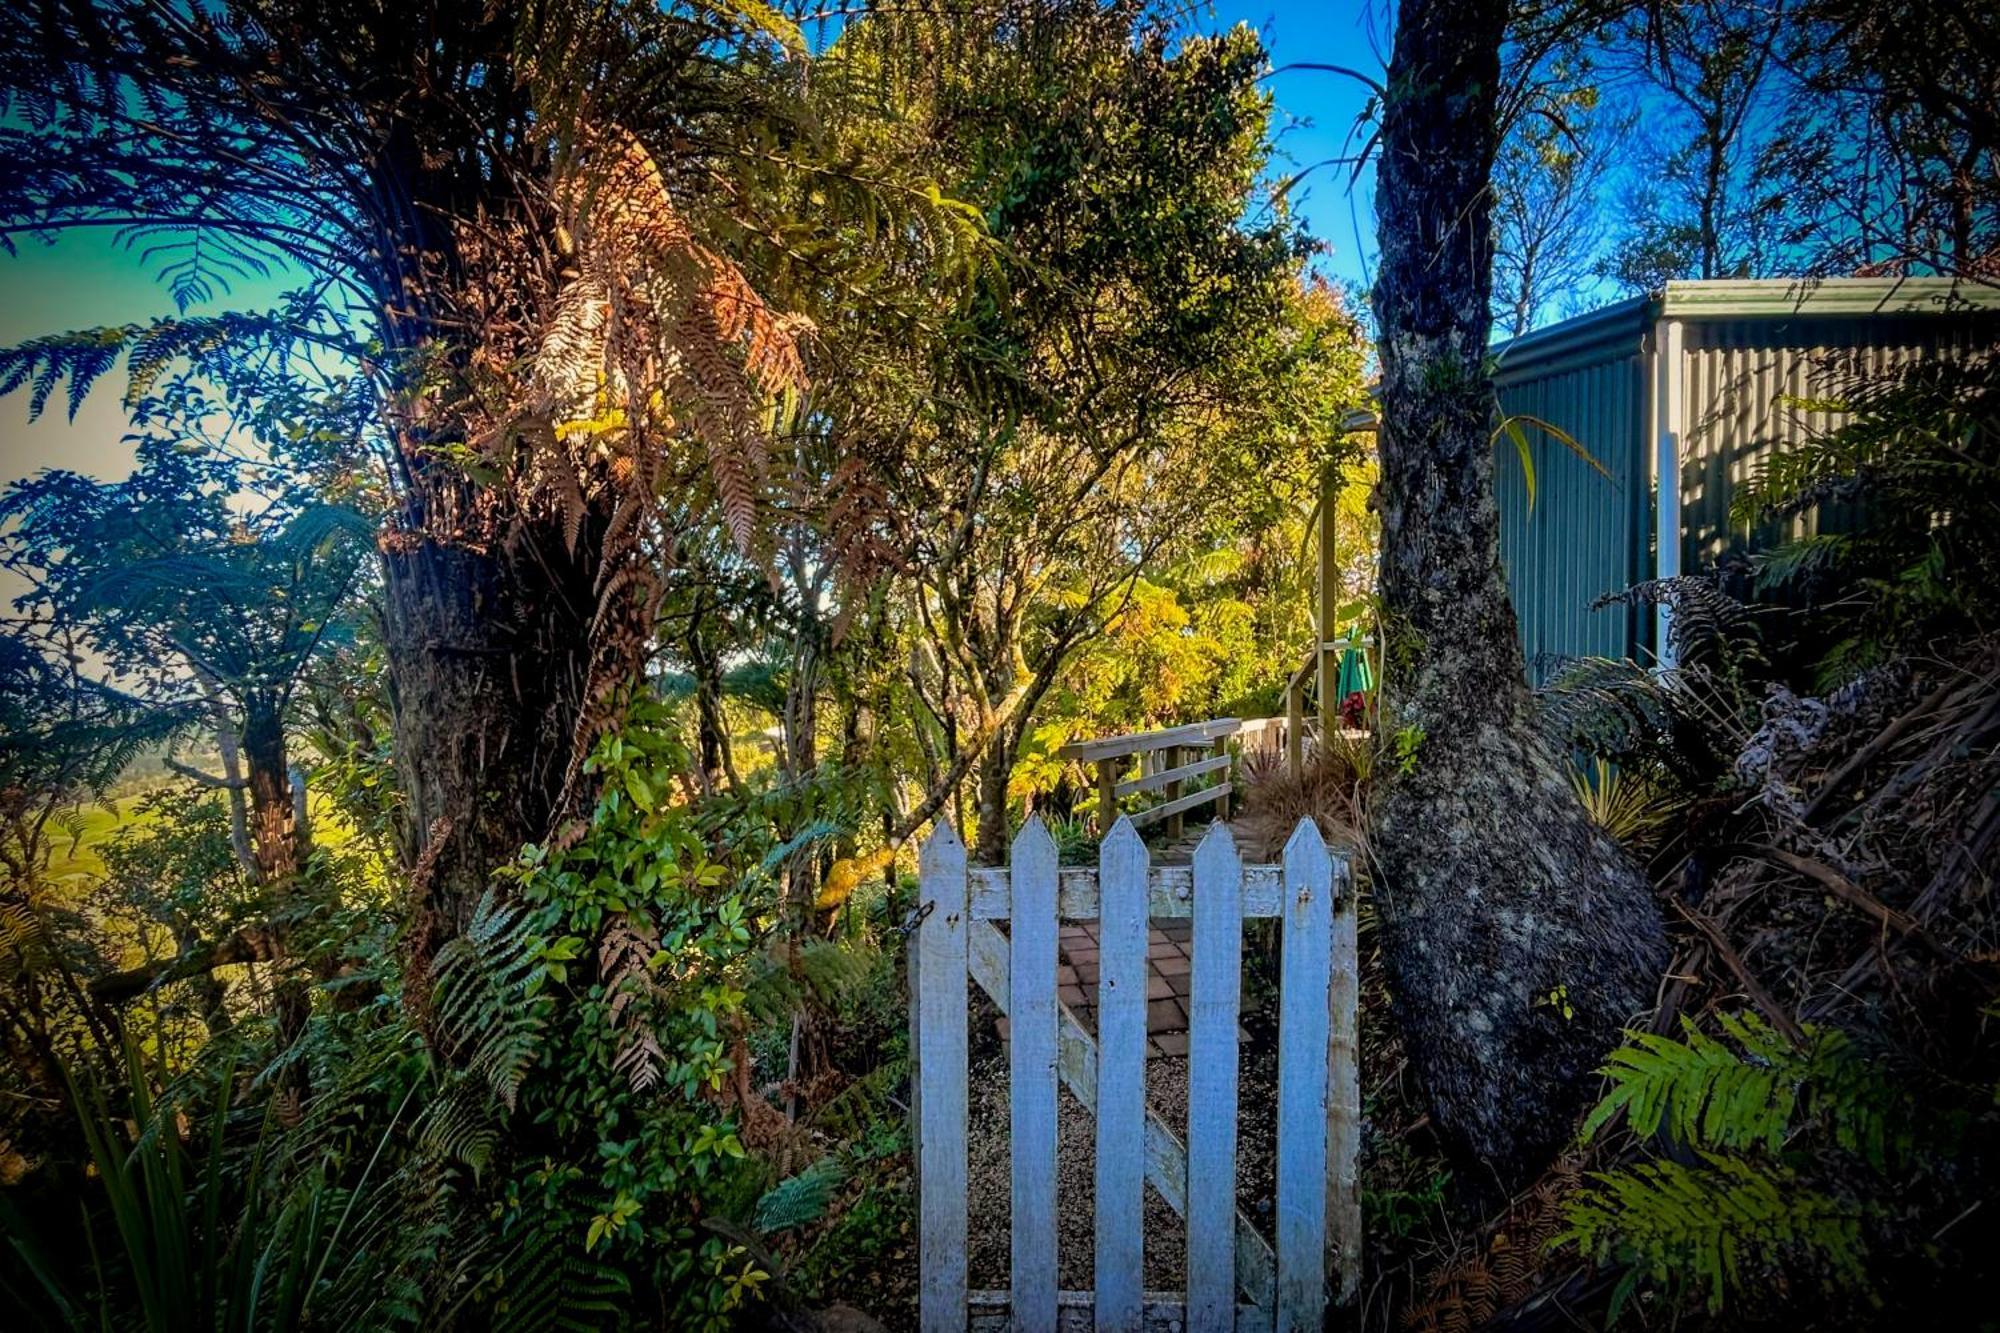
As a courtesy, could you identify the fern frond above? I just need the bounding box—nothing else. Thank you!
[754,1156,847,1234]
[415,1074,502,1181]
[1580,1013,1916,1168]
[1555,1153,1869,1314]
[496,1227,630,1333]
[806,1057,908,1145]
[1582,1013,1805,1153]
[742,937,878,1027]
[430,891,549,1111]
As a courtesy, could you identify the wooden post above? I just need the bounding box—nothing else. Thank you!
[1008,819,1059,1331]
[1187,824,1243,1331]
[1286,670,1305,783]
[1317,459,1339,747]
[1096,819,1149,1330]
[1164,744,1185,839]
[1327,859,1362,1306]
[916,824,968,1332]
[1211,734,1231,820]
[1096,760,1117,836]
[1276,820,1333,1332]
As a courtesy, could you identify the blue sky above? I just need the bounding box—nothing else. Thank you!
[0,1,1387,486]
[1214,0,1390,295]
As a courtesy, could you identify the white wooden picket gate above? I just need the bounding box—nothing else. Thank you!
[913,815,1360,1332]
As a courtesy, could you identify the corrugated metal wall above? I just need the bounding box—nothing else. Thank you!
[1677,315,1998,572]
[1493,342,1651,682]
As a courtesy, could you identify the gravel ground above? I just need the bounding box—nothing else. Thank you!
[963,991,1281,1292]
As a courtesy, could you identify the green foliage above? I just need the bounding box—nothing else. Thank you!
[1557,1153,1869,1316]
[807,1055,911,1146]
[754,1157,849,1234]
[1563,1012,1942,1319]
[2,1039,441,1332]
[1543,574,1774,787]
[1581,1013,1912,1166]
[1732,358,2000,684]
[1566,760,1681,850]
[430,891,553,1113]
[743,936,879,1028]
[492,694,779,1329]
[1364,1167,1451,1243]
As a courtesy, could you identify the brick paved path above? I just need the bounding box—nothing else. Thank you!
[992,815,1253,1058]
[996,919,1232,1058]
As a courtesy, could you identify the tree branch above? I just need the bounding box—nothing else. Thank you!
[90,925,281,1003]
[164,758,248,790]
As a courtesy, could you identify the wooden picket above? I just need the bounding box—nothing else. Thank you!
[915,815,1358,1332]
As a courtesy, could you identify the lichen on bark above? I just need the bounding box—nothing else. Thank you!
[1368,0,1669,1187]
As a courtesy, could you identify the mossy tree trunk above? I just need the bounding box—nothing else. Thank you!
[1369,0,1669,1187]
[382,474,609,1005]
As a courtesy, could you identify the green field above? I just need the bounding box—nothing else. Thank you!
[43,795,164,884]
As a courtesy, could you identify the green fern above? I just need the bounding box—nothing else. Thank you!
[1581,1012,1912,1168]
[496,1227,630,1333]
[1729,358,2000,681]
[430,890,551,1111]
[1555,1153,1870,1315]
[1583,1012,1809,1154]
[808,1057,909,1145]
[416,1074,503,1181]
[754,1157,848,1234]
[743,936,878,1026]
[0,311,316,421]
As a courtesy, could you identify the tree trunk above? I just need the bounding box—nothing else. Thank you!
[239,695,296,883]
[1370,0,1668,1188]
[382,505,602,1006]
[974,724,1011,864]
[690,608,738,796]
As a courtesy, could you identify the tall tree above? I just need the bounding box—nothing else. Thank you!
[1600,0,1792,289]
[1772,0,2000,279]
[0,371,372,886]
[0,2,953,1005]
[830,6,1331,861]
[1370,0,1669,1184]
[1490,80,1625,335]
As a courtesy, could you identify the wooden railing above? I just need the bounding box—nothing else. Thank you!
[1060,635,1376,836]
[1060,718,1243,838]
[1277,635,1377,781]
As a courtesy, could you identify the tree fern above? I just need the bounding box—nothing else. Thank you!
[429,891,551,1112]
[495,1227,630,1333]
[807,1057,909,1146]
[743,936,879,1026]
[1555,1153,1869,1315]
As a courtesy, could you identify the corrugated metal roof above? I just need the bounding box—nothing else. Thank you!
[1659,277,2000,320]
[1491,295,1653,382]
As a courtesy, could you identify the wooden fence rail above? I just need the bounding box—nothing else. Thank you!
[914,816,1360,1331]
[1059,719,1242,838]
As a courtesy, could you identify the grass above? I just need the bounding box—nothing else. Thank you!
[44,795,163,884]
[42,785,372,889]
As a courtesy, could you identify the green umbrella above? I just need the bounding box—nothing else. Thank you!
[1336,645,1375,698]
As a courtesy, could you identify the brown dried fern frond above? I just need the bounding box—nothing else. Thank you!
[531,124,812,556]
[1403,1156,1587,1332]
[600,913,663,1093]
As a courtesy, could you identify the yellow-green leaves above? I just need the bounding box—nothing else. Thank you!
[1493,412,1614,513]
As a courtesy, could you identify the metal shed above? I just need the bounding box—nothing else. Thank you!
[1489,278,2000,677]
